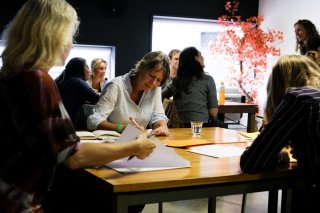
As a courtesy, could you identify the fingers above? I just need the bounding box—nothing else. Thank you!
[151,127,169,136]
[135,137,156,159]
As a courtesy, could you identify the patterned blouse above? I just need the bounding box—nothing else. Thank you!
[0,70,79,213]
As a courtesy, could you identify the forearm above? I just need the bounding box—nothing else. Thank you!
[64,141,138,169]
[97,120,125,132]
[209,107,218,118]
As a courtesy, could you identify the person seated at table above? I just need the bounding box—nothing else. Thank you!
[55,57,100,129]
[240,55,320,212]
[0,1,156,213]
[87,57,109,93]
[87,51,170,136]
[162,46,219,127]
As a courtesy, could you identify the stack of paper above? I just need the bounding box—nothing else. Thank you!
[188,144,245,158]
[106,124,190,173]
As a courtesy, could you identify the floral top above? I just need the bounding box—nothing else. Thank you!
[0,70,79,212]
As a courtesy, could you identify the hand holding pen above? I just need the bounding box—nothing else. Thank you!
[129,117,145,132]
[128,117,154,160]
[128,133,155,160]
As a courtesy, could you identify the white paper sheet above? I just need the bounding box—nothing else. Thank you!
[106,124,190,173]
[188,144,245,158]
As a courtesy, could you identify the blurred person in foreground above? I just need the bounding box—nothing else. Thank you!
[0,0,155,212]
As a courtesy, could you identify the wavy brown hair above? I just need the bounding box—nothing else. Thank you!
[264,55,320,123]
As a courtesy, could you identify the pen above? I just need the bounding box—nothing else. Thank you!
[128,117,140,161]
[129,116,139,126]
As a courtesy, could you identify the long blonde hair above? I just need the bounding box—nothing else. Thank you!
[0,0,79,79]
[264,55,320,122]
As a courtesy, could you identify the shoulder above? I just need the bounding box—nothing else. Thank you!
[25,69,56,90]
[287,87,320,101]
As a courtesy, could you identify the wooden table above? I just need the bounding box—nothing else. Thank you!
[218,101,259,133]
[86,128,301,213]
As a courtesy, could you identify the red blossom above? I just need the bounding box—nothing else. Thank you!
[209,0,283,103]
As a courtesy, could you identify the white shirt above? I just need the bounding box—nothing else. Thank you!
[87,73,168,130]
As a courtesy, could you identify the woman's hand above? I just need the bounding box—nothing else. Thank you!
[151,125,169,136]
[133,132,156,159]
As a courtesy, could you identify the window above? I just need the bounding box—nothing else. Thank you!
[49,44,115,80]
[151,15,230,85]
[0,41,115,80]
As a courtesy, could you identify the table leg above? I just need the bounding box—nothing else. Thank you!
[208,197,216,213]
[247,113,256,132]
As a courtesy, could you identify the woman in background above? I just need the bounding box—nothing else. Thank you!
[88,51,170,136]
[294,19,320,55]
[55,57,99,128]
[162,46,218,127]
[240,55,320,212]
[87,58,108,93]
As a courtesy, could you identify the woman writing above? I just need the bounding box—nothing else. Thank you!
[88,51,170,136]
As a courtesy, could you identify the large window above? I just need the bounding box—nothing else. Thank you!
[0,41,115,80]
[152,15,230,85]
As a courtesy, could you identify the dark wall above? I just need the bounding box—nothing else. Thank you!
[0,0,258,76]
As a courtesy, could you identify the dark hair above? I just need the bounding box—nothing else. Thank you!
[294,19,320,54]
[55,57,87,83]
[173,46,205,97]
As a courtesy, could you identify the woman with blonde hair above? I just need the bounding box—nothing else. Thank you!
[0,0,155,212]
[87,58,108,93]
[240,55,320,212]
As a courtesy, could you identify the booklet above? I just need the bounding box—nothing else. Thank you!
[76,130,121,140]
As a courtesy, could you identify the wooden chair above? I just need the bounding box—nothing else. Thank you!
[162,98,184,128]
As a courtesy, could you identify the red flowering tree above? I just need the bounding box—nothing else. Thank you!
[209,0,283,103]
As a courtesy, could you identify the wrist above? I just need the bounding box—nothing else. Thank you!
[116,124,123,133]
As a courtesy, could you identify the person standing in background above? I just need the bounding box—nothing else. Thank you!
[168,49,180,79]
[240,55,320,212]
[294,19,320,55]
[162,49,180,89]
[87,58,108,93]
[0,1,155,212]
[162,46,219,127]
[55,57,100,129]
